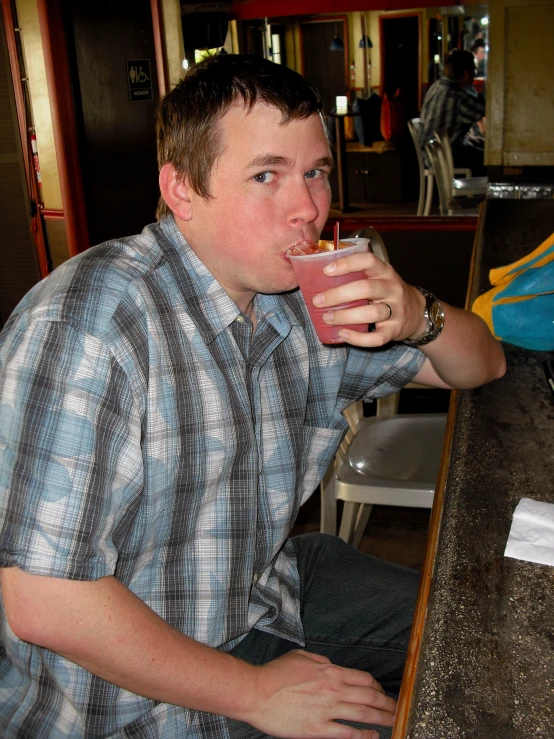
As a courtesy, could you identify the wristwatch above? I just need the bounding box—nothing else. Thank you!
[403,287,445,347]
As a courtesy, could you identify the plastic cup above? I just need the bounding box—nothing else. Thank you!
[288,238,369,344]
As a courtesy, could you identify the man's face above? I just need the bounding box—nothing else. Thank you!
[474,48,486,62]
[180,103,333,303]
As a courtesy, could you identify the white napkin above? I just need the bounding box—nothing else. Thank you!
[504,497,554,567]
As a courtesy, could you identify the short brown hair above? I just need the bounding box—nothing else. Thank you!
[156,54,324,219]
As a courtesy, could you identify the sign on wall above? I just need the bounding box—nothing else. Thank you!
[127,60,153,102]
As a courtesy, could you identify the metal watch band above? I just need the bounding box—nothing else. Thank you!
[403,287,445,347]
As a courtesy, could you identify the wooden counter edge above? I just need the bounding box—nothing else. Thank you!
[390,398,457,739]
[391,203,487,738]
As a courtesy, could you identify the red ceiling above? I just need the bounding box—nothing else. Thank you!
[231,0,457,20]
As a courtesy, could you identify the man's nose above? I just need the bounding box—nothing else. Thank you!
[289,179,320,224]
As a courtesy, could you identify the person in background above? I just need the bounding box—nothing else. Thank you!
[0,54,505,739]
[470,38,487,78]
[419,48,487,176]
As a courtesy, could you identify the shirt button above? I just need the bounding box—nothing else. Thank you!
[235,316,245,323]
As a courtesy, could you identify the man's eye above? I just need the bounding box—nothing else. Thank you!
[253,172,276,184]
[305,169,325,180]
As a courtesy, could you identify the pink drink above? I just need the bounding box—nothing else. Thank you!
[288,238,369,344]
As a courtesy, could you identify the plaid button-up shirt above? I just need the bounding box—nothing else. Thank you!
[419,76,485,162]
[0,217,424,737]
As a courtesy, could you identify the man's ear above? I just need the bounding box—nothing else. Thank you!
[159,163,193,221]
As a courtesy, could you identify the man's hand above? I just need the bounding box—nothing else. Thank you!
[311,250,506,390]
[312,251,429,347]
[242,650,395,739]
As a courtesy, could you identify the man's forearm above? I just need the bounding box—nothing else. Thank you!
[0,568,257,721]
[414,302,506,389]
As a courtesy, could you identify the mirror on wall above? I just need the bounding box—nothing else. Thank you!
[180,2,489,217]
[429,3,488,84]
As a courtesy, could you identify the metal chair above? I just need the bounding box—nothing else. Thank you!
[408,119,479,216]
[426,134,486,216]
[408,118,434,216]
[436,130,487,197]
[319,227,448,548]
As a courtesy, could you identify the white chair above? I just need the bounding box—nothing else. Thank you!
[408,118,434,216]
[426,134,486,216]
[319,227,448,548]
[320,393,447,548]
[436,130,487,197]
[408,119,478,217]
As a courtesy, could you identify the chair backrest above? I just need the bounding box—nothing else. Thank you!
[436,129,455,183]
[347,226,390,264]
[425,136,451,215]
[408,118,429,175]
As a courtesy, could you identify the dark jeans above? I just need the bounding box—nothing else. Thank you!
[453,138,486,177]
[227,533,420,738]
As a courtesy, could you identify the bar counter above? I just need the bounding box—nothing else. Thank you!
[394,199,554,739]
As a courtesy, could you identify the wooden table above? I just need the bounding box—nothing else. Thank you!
[393,199,554,739]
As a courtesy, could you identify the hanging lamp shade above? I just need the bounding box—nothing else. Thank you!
[359,35,373,49]
[330,35,344,51]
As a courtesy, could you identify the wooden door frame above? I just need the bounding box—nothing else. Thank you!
[378,11,422,110]
[36,0,89,257]
[1,0,50,276]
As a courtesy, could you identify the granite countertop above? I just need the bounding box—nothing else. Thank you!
[405,200,554,738]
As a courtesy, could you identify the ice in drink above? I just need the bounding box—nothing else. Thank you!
[287,238,369,344]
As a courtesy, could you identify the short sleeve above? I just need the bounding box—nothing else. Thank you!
[364,343,426,400]
[339,341,426,408]
[0,319,143,580]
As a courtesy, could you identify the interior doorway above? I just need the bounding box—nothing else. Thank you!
[380,14,421,119]
[63,0,160,246]
[301,19,348,114]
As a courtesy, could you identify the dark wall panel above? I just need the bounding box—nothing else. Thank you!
[0,12,41,327]
[65,0,160,246]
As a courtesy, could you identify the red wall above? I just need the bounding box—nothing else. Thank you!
[232,0,458,21]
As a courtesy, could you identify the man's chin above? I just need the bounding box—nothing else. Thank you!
[259,278,300,296]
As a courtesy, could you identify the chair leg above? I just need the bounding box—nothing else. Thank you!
[424,173,434,216]
[376,393,400,416]
[352,503,373,550]
[320,469,337,536]
[339,501,360,544]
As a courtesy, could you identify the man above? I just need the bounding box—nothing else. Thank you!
[419,49,486,175]
[470,38,486,78]
[0,55,505,738]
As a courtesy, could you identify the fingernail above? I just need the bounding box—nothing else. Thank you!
[322,311,334,324]
[312,293,325,307]
[338,329,350,339]
[324,262,337,274]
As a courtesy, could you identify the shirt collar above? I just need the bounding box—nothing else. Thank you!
[155,216,302,344]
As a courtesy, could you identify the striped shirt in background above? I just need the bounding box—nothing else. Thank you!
[0,216,424,738]
[418,76,486,163]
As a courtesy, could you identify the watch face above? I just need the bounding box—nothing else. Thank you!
[430,301,445,330]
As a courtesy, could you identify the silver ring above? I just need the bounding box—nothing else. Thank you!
[383,303,392,320]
